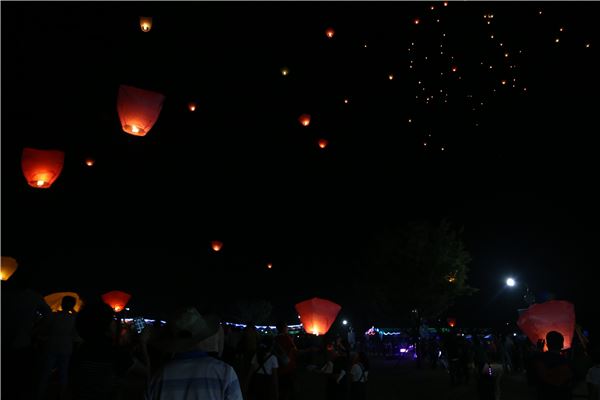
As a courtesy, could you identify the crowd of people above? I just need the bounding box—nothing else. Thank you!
[2,282,599,400]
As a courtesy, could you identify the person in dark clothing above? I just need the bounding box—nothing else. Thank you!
[534,331,574,400]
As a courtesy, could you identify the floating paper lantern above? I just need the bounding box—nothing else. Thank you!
[295,297,341,336]
[517,300,575,350]
[1,256,18,281]
[101,290,132,313]
[85,157,95,167]
[211,240,223,252]
[117,85,165,137]
[280,67,289,76]
[298,114,311,127]
[44,292,84,312]
[140,17,152,32]
[188,102,197,112]
[325,28,335,38]
[447,317,456,327]
[267,263,273,269]
[318,139,328,149]
[21,148,65,189]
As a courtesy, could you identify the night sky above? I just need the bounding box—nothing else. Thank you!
[2,2,599,329]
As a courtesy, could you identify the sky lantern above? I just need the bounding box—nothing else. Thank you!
[188,102,197,112]
[414,18,420,25]
[295,297,341,336]
[318,138,328,149]
[267,263,273,269]
[117,85,165,137]
[211,240,223,252]
[517,300,575,350]
[1,256,18,281]
[85,157,95,167]
[325,27,335,38]
[101,290,132,313]
[44,292,84,313]
[298,114,311,127]
[139,16,152,32]
[280,67,289,76]
[447,317,457,327]
[21,148,65,189]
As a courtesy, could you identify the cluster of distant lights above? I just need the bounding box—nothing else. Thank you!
[78,7,591,169]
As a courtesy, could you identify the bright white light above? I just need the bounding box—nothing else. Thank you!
[342,320,348,325]
[506,277,516,287]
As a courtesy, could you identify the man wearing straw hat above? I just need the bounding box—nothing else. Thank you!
[146,307,243,400]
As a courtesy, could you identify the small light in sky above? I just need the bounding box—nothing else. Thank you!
[441,147,445,151]
[85,158,95,167]
[325,27,335,38]
[423,142,428,147]
[506,278,516,287]
[487,21,491,25]
[431,5,435,10]
[523,87,528,92]
[491,34,494,39]
[443,1,448,6]
[539,10,543,15]
[344,98,349,104]
[451,66,457,72]
[437,19,440,23]
[280,67,289,76]
[499,42,504,47]
[585,43,591,48]
[555,38,560,43]
[267,263,273,269]
[388,74,394,80]
[364,42,368,48]
[559,27,564,32]
[504,52,509,58]
[501,80,507,85]
[489,65,493,69]
[414,18,420,25]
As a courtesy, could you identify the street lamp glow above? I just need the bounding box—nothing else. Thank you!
[506,277,516,287]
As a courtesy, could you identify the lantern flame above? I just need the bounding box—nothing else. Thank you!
[211,240,223,252]
[299,114,311,127]
[139,17,153,32]
[1,257,18,281]
[21,148,65,189]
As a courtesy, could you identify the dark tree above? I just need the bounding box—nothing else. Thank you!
[362,219,476,323]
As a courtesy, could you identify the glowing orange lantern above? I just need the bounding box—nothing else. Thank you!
[211,240,223,252]
[517,300,575,350]
[447,317,456,327]
[188,102,197,112]
[295,297,341,336]
[414,18,420,25]
[325,28,335,38]
[1,256,18,281]
[299,114,311,127]
[117,85,165,137]
[21,148,65,189]
[140,16,152,32]
[318,139,328,149]
[267,263,273,269]
[85,157,95,167]
[101,290,131,313]
[44,292,84,313]
[280,67,289,76]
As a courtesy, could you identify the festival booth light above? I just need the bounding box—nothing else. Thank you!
[517,300,575,350]
[44,292,84,312]
[101,290,132,313]
[1,256,18,281]
[117,85,165,137]
[295,297,341,336]
[21,148,65,189]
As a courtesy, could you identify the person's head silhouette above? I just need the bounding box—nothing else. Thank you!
[545,331,564,352]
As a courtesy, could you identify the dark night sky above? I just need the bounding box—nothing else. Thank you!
[2,2,599,327]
